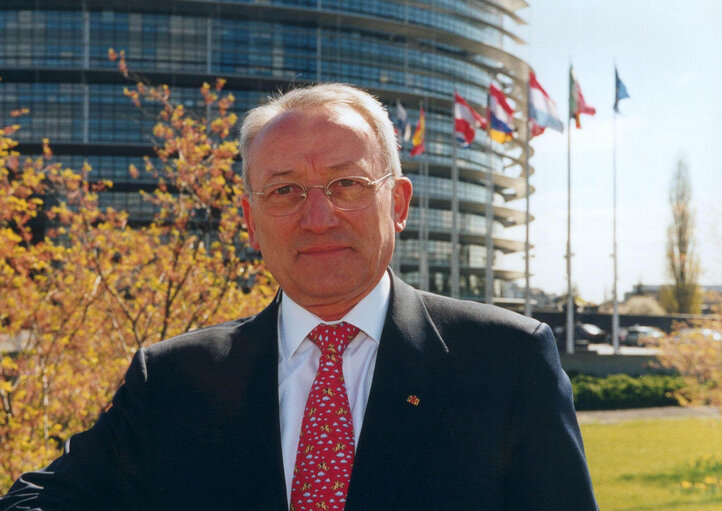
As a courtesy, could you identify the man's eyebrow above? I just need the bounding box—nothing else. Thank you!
[263,161,366,182]
[266,169,295,180]
[326,161,366,173]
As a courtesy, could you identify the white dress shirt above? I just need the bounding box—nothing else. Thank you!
[277,272,391,505]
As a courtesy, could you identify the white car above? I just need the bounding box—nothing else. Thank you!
[619,325,665,346]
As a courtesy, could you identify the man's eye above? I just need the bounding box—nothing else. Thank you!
[270,184,296,196]
[334,178,363,189]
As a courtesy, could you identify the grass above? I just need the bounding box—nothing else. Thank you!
[581,417,722,511]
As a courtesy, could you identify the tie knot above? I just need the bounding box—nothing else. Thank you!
[308,322,359,356]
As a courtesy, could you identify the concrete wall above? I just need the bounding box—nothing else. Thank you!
[559,352,666,377]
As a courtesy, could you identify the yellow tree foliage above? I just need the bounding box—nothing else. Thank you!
[0,70,275,491]
[654,313,722,408]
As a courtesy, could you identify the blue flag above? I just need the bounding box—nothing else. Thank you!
[614,67,630,113]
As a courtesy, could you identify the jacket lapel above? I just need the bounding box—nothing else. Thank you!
[226,293,288,510]
[346,274,449,511]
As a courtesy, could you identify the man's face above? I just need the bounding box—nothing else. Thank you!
[241,105,412,320]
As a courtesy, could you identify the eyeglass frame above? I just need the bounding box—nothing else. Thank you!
[247,172,396,216]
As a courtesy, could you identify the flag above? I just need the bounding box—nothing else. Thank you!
[529,71,564,134]
[395,100,411,143]
[614,67,630,113]
[569,66,596,129]
[530,121,546,138]
[410,107,426,156]
[454,92,487,146]
[488,84,515,143]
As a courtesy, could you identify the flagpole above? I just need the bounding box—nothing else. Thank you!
[423,149,430,292]
[524,76,532,317]
[392,101,403,276]
[419,99,429,292]
[566,65,575,355]
[612,65,630,354]
[485,83,494,305]
[451,91,460,298]
[612,94,620,354]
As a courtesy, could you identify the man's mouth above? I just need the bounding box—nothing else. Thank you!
[297,245,351,256]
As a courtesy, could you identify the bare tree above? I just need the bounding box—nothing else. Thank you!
[660,158,701,313]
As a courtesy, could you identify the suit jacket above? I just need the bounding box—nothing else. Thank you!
[2,273,598,510]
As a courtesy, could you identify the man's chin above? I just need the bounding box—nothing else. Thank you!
[283,273,374,310]
[297,279,363,300]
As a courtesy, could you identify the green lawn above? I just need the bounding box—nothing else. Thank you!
[581,417,722,511]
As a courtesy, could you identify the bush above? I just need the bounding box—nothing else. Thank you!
[655,320,722,407]
[571,373,684,411]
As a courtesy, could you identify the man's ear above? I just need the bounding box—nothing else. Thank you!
[241,195,261,251]
[392,176,413,232]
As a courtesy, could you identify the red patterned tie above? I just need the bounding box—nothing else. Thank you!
[290,322,360,511]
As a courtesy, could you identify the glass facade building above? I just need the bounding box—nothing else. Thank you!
[0,0,533,305]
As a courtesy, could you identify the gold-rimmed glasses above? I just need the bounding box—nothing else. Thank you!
[249,172,394,216]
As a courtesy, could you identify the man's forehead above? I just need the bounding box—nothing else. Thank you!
[255,111,371,151]
[262,104,371,137]
[261,159,368,183]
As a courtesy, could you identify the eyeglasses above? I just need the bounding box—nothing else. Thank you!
[249,172,394,216]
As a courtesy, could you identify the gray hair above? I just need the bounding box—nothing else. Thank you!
[239,83,402,191]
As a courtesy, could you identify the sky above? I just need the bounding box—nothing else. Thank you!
[503,0,722,303]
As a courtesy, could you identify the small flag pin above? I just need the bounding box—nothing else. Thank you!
[406,395,420,406]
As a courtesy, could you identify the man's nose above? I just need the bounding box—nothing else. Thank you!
[299,187,340,233]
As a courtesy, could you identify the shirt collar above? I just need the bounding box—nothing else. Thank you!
[278,272,391,360]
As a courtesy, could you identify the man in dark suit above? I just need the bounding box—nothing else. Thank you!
[2,83,598,510]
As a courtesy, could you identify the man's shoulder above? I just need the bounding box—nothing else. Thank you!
[399,288,560,377]
[118,310,277,393]
[141,311,270,366]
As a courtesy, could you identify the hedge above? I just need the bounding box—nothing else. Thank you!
[571,373,685,411]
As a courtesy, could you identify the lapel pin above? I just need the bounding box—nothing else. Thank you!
[406,395,421,406]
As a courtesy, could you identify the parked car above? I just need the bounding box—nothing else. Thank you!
[576,323,607,342]
[553,322,607,350]
[619,325,665,346]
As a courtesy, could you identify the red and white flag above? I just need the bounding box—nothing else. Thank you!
[569,66,596,129]
[454,92,486,146]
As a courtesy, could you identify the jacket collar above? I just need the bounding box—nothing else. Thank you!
[345,271,449,510]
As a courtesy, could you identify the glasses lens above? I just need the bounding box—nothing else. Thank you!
[327,177,369,210]
[259,183,304,215]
